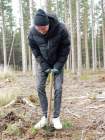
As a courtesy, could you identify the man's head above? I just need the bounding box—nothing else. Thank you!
[34,9,49,35]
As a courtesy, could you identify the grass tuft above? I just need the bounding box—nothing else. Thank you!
[29,127,38,135]
[63,120,73,129]
[0,70,16,81]
[80,74,91,80]
[4,123,21,136]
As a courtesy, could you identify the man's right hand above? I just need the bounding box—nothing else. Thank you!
[45,69,51,73]
[51,68,59,74]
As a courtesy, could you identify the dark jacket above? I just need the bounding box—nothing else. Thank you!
[28,14,70,71]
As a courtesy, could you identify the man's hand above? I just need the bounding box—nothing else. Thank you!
[45,68,51,73]
[45,68,60,74]
[51,68,59,74]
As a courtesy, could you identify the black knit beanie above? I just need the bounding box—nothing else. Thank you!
[34,9,49,26]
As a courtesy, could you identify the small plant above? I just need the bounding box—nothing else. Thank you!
[63,120,73,129]
[4,123,21,136]
[43,124,55,133]
[30,127,38,135]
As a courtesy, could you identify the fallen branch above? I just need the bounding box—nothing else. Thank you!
[22,98,35,108]
[1,96,35,109]
[80,130,85,140]
[65,108,80,119]
[3,100,15,108]
[86,104,105,109]
[63,96,88,100]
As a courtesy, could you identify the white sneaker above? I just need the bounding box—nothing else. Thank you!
[34,116,47,129]
[52,117,62,129]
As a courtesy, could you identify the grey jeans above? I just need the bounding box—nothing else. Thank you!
[36,64,63,118]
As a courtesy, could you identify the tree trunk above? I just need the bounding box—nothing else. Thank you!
[69,0,76,73]
[44,0,49,12]
[29,0,36,75]
[64,0,70,70]
[101,0,105,69]
[97,29,101,68]
[76,0,82,76]
[85,25,89,70]
[91,0,96,71]
[19,0,27,73]
[28,0,32,72]
[1,0,7,72]
[83,6,89,70]
[56,0,59,16]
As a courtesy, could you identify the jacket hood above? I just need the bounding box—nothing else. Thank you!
[45,13,59,38]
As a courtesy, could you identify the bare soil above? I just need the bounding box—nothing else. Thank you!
[0,71,105,140]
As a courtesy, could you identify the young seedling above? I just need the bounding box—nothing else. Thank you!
[63,120,73,129]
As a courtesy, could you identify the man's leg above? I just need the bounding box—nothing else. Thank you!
[53,70,63,118]
[36,65,48,118]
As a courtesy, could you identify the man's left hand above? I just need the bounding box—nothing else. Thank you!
[51,68,59,74]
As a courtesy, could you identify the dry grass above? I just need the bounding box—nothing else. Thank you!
[80,74,91,80]
[4,123,21,136]
[0,69,16,81]
[0,92,20,107]
[0,70,17,107]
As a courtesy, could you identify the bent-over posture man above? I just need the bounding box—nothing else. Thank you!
[28,9,70,129]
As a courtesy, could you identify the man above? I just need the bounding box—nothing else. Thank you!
[28,9,70,129]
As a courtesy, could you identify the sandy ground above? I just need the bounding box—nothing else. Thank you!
[0,71,105,140]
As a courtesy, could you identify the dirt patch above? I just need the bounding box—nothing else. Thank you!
[0,72,105,139]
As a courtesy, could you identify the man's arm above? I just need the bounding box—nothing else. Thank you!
[28,31,50,71]
[54,25,71,71]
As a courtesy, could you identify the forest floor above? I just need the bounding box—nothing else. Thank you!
[0,70,105,140]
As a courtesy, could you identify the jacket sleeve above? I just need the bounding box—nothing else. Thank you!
[54,25,71,71]
[28,31,50,71]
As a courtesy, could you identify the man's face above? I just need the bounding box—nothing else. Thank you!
[35,25,49,35]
